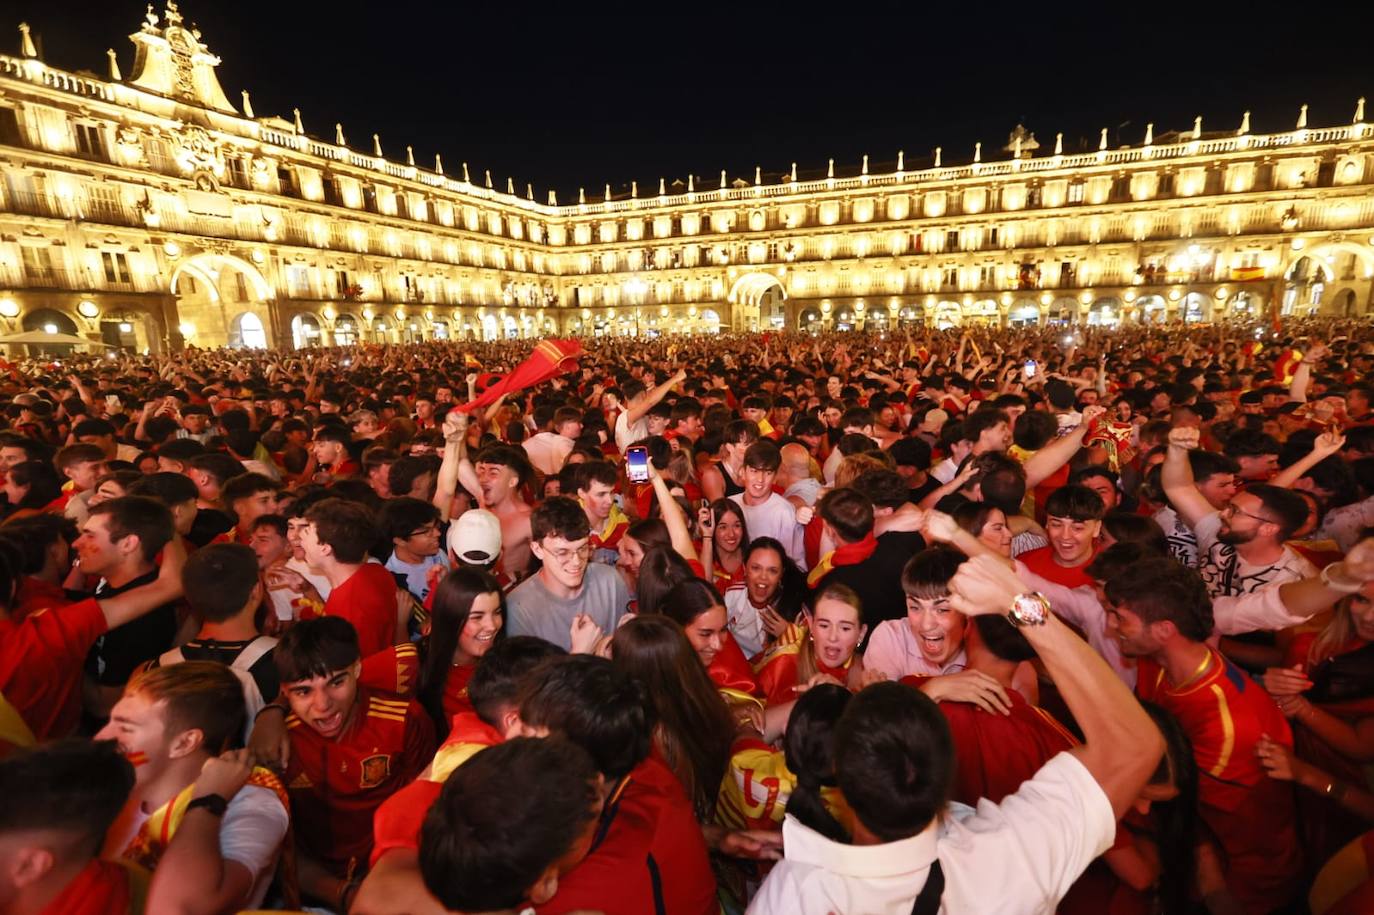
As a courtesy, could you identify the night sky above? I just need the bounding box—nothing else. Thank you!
[8,1,1374,201]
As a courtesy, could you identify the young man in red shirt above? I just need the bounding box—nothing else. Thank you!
[419,737,604,914]
[270,498,402,656]
[0,740,142,915]
[1017,484,1105,590]
[1106,555,1303,912]
[220,473,282,546]
[277,617,435,912]
[312,426,360,481]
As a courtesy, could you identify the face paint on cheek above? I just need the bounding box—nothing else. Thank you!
[125,751,149,767]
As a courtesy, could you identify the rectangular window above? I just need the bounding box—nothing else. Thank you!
[1158,173,1175,196]
[987,226,1000,248]
[226,156,250,189]
[1067,182,1085,204]
[21,245,53,281]
[74,123,104,159]
[1027,186,1043,208]
[979,265,996,288]
[945,229,960,251]
[0,107,20,146]
[286,265,309,298]
[102,251,131,284]
[942,266,959,288]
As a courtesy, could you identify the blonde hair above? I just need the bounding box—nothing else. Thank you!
[1308,592,1371,666]
[797,583,863,685]
[835,453,891,489]
[127,661,246,753]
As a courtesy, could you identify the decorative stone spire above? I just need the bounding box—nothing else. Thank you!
[1239,110,1250,135]
[1144,123,1153,145]
[335,123,346,146]
[687,174,694,193]
[1014,134,1022,158]
[578,187,586,204]
[1192,116,1202,140]
[791,162,798,181]
[485,170,493,189]
[435,153,443,175]
[548,190,557,205]
[1099,128,1107,150]
[1357,97,1367,123]
[1297,104,1308,129]
[861,154,869,175]
[934,147,941,168]
[107,49,122,81]
[897,150,904,171]
[526,183,533,201]
[1054,132,1063,155]
[719,170,726,189]
[406,146,415,166]
[605,183,612,201]
[754,166,761,185]
[372,134,382,157]
[827,158,835,178]
[658,177,665,195]
[461,162,470,182]
[506,176,514,195]
[240,90,253,118]
[631,180,638,198]
[293,108,303,133]
[973,142,981,163]
[18,23,36,58]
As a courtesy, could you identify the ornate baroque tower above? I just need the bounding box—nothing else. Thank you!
[126,2,236,115]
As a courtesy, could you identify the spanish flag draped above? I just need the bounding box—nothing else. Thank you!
[452,339,584,414]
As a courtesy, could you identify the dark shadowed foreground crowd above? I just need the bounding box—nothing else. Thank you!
[5,321,1374,914]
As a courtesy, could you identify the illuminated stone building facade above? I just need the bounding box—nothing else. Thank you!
[1,5,1373,351]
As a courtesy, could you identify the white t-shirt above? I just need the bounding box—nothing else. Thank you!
[1154,506,1198,568]
[723,585,767,659]
[747,752,1115,915]
[103,785,289,910]
[522,431,574,476]
[1194,510,1316,601]
[615,411,649,453]
[730,492,807,571]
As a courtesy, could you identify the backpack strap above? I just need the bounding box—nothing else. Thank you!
[910,858,945,915]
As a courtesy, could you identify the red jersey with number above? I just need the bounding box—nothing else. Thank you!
[284,687,435,877]
[0,598,105,746]
[324,564,399,657]
[1137,651,1303,912]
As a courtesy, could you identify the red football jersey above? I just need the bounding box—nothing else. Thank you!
[935,688,1077,806]
[1137,650,1303,911]
[0,597,105,746]
[325,564,400,657]
[284,687,435,877]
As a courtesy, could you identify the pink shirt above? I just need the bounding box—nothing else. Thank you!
[862,619,967,683]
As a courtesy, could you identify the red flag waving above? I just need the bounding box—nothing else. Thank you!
[452,339,584,414]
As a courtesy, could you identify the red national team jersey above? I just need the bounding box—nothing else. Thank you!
[707,632,762,701]
[1137,650,1303,911]
[931,685,1077,806]
[441,662,476,722]
[0,598,106,746]
[39,858,145,915]
[1017,545,1100,591]
[324,563,400,657]
[754,640,848,706]
[359,642,420,697]
[284,687,436,877]
[538,755,716,915]
[11,576,70,623]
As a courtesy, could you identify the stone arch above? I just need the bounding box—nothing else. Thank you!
[728,271,787,331]
[1284,241,1374,283]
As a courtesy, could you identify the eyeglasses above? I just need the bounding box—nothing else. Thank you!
[545,544,593,565]
[1221,503,1273,525]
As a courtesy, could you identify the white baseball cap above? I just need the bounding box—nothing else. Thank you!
[448,509,502,565]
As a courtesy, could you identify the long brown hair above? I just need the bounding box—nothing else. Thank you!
[1309,590,1372,666]
[611,614,735,821]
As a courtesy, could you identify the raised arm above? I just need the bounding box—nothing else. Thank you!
[1023,404,1106,488]
[949,555,1163,818]
[97,536,186,629]
[1289,344,1326,404]
[624,368,686,427]
[648,463,699,564]
[1270,428,1344,490]
[433,412,469,520]
[1159,427,1216,529]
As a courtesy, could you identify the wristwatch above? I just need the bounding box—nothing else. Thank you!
[1007,592,1052,628]
[187,793,229,817]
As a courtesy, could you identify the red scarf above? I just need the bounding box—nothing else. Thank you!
[807,533,878,588]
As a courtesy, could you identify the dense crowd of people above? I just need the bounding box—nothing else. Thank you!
[4,319,1374,913]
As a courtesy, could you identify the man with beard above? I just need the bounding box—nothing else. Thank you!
[1161,428,1315,602]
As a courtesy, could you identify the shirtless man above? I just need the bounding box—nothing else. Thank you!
[467,444,534,581]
